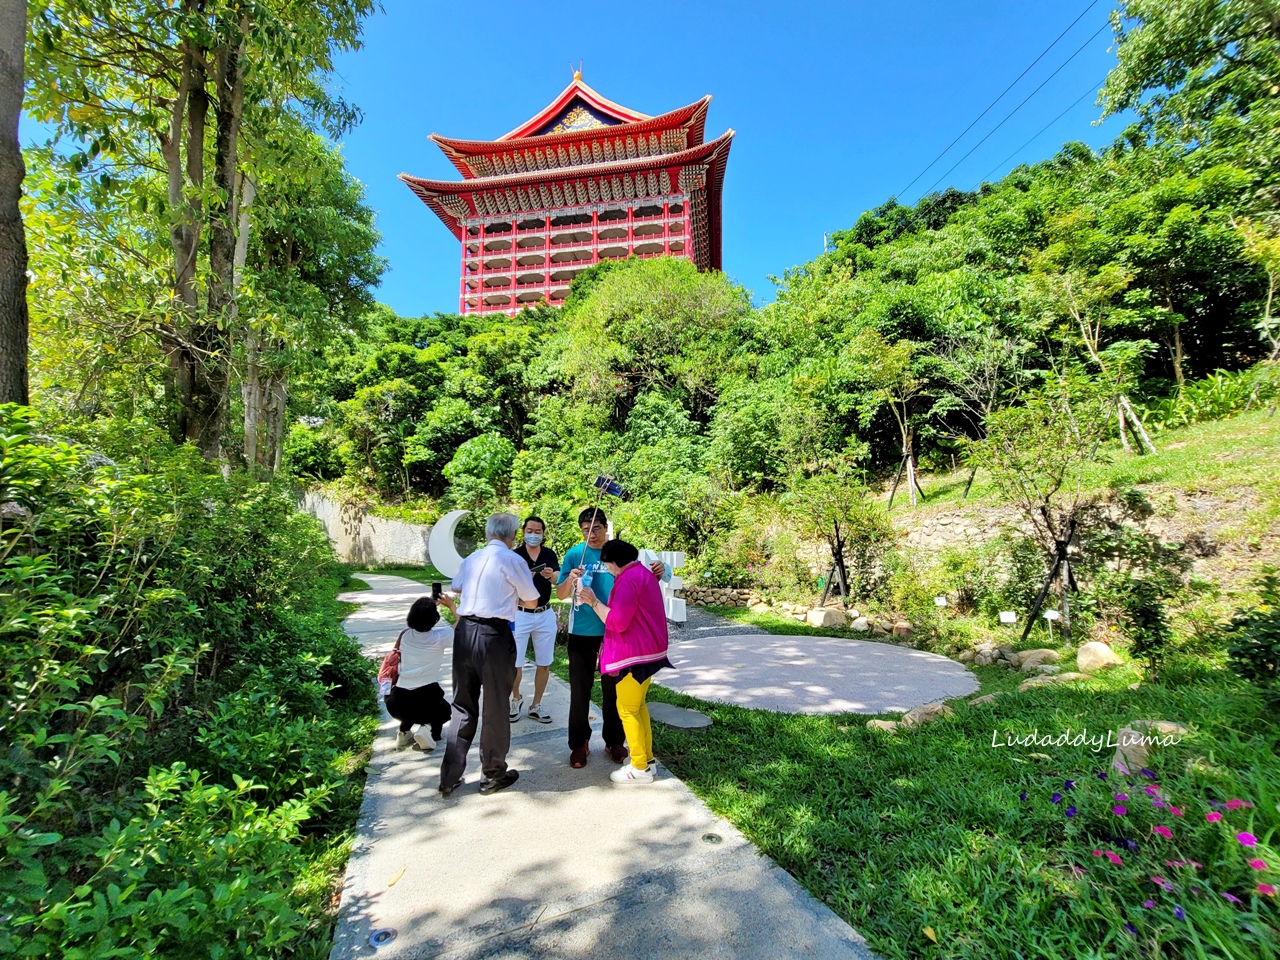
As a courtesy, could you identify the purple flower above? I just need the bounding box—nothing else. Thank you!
[1114,805,1128,816]
[1052,792,1063,804]
[1115,793,1129,801]
[1222,892,1242,904]
[1097,771,1108,780]
[1019,790,1027,802]
[1143,900,1156,909]
[1066,805,1077,817]
[1174,905,1185,920]
[1141,768,1155,778]
[1064,780,1075,790]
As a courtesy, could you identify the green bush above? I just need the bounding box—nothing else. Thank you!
[1227,568,1280,710]
[1138,365,1278,432]
[0,405,375,958]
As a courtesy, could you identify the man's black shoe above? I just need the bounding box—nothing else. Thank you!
[478,770,519,796]
[439,780,462,798]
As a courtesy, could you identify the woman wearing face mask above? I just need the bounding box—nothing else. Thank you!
[510,516,559,723]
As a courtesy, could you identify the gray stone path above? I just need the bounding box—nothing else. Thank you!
[329,574,878,960]
[662,632,978,714]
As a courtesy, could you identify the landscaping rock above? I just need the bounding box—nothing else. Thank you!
[866,719,899,733]
[1012,648,1061,670]
[892,621,914,638]
[1017,671,1088,692]
[1078,641,1123,673]
[807,607,849,628]
[1036,665,1063,675]
[647,701,713,731]
[970,693,1003,706]
[850,617,871,632]
[899,702,955,728]
[957,649,976,663]
[998,644,1015,660]
[749,602,771,613]
[872,623,889,636]
[1111,721,1189,772]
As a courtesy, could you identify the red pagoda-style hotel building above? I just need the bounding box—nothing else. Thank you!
[400,72,734,316]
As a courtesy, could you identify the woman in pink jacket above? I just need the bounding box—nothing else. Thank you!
[576,539,670,784]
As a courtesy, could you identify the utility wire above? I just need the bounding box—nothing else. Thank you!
[973,77,1106,187]
[895,0,1099,200]
[917,20,1111,199]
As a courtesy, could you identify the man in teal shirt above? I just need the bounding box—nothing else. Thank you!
[556,507,667,769]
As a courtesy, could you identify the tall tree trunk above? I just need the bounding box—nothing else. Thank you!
[188,26,246,460]
[0,0,29,405]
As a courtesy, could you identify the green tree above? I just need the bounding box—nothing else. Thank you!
[0,0,27,404]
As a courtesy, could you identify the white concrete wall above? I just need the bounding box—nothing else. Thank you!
[302,490,434,567]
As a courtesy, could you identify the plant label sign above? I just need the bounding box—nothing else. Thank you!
[934,596,948,607]
[999,611,1017,624]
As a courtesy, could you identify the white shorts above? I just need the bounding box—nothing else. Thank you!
[513,608,557,668]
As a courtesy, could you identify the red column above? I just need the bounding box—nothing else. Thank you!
[627,202,634,258]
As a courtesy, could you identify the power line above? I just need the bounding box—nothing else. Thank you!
[916,19,1111,199]
[973,78,1106,188]
[895,0,1099,200]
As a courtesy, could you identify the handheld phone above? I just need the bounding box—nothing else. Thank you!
[431,582,442,600]
[529,563,547,575]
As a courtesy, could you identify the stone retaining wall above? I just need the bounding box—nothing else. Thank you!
[302,491,435,567]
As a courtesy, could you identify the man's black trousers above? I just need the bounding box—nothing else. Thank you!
[566,633,623,751]
[441,616,517,786]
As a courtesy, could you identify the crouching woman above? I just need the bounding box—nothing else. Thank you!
[387,595,456,750]
[577,539,671,784]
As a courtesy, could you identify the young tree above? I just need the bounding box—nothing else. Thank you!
[929,326,1029,498]
[852,330,930,507]
[0,0,27,405]
[977,365,1115,642]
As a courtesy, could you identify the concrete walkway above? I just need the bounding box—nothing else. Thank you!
[330,575,878,960]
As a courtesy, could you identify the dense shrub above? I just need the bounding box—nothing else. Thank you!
[1227,569,1280,710]
[0,406,375,958]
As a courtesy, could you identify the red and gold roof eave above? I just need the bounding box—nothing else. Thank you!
[400,129,735,242]
[430,97,712,179]
[498,76,649,140]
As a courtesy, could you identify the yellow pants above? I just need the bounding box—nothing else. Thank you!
[614,674,653,770]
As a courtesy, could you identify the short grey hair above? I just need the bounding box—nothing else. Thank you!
[485,512,520,542]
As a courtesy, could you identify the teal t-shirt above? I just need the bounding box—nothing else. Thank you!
[558,542,615,637]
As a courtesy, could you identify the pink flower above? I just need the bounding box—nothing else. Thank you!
[1151,876,1173,890]
[1259,884,1276,896]
[1170,806,1184,817]
[1206,812,1223,822]
[1142,900,1156,908]
[1238,832,1258,847]
[1190,861,1202,868]
[1153,825,1173,839]
[1144,785,1160,797]
[1249,859,1267,871]
[1226,798,1251,810]
[1113,805,1128,816]
[1106,852,1123,865]
[1115,793,1129,801]
[1070,865,1088,877]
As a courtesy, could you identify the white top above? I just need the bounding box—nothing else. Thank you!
[395,623,452,690]
[451,539,540,622]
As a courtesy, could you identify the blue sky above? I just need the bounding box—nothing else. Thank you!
[29,1,1131,318]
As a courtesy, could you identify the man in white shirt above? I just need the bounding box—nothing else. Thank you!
[440,512,541,798]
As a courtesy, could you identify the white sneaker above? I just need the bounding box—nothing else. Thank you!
[610,764,655,785]
[527,704,552,724]
[509,696,524,723]
[396,731,413,750]
[413,730,436,751]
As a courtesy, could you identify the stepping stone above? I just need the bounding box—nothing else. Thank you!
[648,701,713,730]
